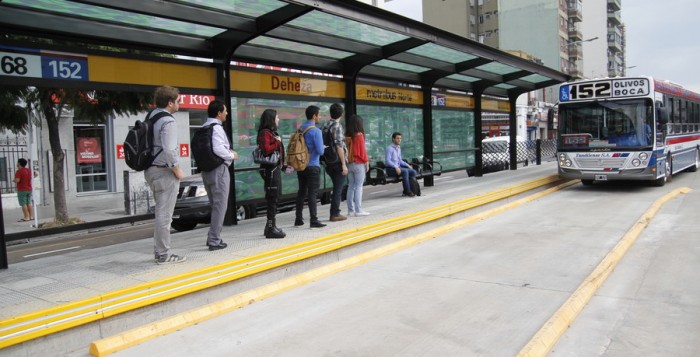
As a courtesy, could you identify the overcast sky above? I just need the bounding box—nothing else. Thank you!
[383,0,700,93]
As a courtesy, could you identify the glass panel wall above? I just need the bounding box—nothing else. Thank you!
[357,105,423,164]
[432,109,475,171]
[231,97,336,203]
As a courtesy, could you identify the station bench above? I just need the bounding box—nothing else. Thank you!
[365,157,442,187]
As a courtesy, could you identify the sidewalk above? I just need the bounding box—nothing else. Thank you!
[0,163,560,355]
[2,191,127,236]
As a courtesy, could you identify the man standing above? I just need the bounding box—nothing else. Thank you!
[294,105,326,228]
[322,103,348,222]
[145,86,187,264]
[14,158,33,222]
[201,100,237,250]
[385,132,417,197]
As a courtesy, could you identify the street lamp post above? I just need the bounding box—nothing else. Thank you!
[567,36,599,47]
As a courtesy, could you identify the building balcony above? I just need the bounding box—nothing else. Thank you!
[568,27,582,41]
[607,37,622,53]
[568,66,584,79]
[608,0,621,12]
[607,10,621,26]
[568,7,582,22]
[568,46,583,60]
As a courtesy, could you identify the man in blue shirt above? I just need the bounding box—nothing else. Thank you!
[385,132,417,197]
[294,105,327,228]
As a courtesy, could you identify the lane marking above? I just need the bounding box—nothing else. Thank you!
[89,179,577,356]
[516,187,692,357]
[23,246,81,258]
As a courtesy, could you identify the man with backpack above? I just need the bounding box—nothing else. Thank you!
[321,103,348,222]
[144,86,187,264]
[196,100,237,250]
[294,105,326,228]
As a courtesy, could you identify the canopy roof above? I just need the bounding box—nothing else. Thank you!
[0,0,569,97]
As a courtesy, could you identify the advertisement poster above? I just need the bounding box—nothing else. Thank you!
[77,137,102,164]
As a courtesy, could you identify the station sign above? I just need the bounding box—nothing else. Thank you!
[1,46,88,81]
[560,78,650,102]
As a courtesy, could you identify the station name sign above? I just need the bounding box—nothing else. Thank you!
[560,78,650,102]
[0,46,88,81]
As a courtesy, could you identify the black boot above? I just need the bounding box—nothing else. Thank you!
[272,218,286,238]
[265,219,285,239]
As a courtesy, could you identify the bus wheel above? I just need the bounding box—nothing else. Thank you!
[581,179,594,186]
[654,156,672,187]
[688,148,699,172]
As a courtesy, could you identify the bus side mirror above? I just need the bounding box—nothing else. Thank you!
[547,108,555,130]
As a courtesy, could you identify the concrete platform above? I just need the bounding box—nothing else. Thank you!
[0,163,564,355]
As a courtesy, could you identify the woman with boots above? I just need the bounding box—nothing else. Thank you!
[257,109,286,239]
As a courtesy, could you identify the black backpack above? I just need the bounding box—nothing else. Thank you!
[321,121,339,164]
[124,110,171,171]
[191,123,225,172]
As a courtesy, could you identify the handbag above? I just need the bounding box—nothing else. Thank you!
[252,147,280,165]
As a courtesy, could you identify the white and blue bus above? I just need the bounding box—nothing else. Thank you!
[556,76,700,186]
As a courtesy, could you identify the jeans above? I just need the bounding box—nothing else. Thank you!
[295,166,321,222]
[346,162,366,213]
[387,166,417,194]
[202,164,230,246]
[145,166,179,258]
[324,163,346,216]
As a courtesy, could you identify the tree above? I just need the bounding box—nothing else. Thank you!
[18,88,153,223]
[0,87,30,133]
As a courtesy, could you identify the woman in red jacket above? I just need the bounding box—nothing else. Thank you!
[257,109,286,238]
[345,114,370,216]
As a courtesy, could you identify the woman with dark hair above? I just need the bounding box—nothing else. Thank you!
[345,114,370,216]
[257,109,286,238]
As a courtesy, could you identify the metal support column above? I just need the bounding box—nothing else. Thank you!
[473,88,485,177]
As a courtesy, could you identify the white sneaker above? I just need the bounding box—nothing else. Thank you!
[347,211,356,217]
[355,211,370,216]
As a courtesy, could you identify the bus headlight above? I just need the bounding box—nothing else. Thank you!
[565,159,572,167]
[558,153,566,161]
[639,152,649,161]
[632,159,641,167]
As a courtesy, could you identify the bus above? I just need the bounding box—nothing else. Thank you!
[556,76,700,186]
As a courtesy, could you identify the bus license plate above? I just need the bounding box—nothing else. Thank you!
[595,175,608,181]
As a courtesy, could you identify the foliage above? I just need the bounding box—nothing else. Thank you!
[0,87,30,133]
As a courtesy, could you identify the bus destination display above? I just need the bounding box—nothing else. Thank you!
[560,78,649,102]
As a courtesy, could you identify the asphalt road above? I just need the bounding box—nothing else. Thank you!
[107,172,700,356]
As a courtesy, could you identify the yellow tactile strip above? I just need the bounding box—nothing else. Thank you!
[0,175,563,350]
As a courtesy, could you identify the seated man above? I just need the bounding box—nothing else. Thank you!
[385,132,417,197]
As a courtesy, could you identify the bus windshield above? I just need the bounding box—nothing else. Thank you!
[558,98,654,150]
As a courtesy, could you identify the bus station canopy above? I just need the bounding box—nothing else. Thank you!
[0,0,569,98]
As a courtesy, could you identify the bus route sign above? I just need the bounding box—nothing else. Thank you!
[560,78,649,102]
[0,46,88,81]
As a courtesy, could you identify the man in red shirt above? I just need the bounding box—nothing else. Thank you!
[14,158,33,222]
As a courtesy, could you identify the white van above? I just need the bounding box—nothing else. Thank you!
[481,136,528,173]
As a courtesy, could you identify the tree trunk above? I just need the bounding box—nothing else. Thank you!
[42,102,69,222]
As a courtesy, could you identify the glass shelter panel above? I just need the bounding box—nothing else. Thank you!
[357,105,423,164]
[432,110,475,170]
[231,97,336,202]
